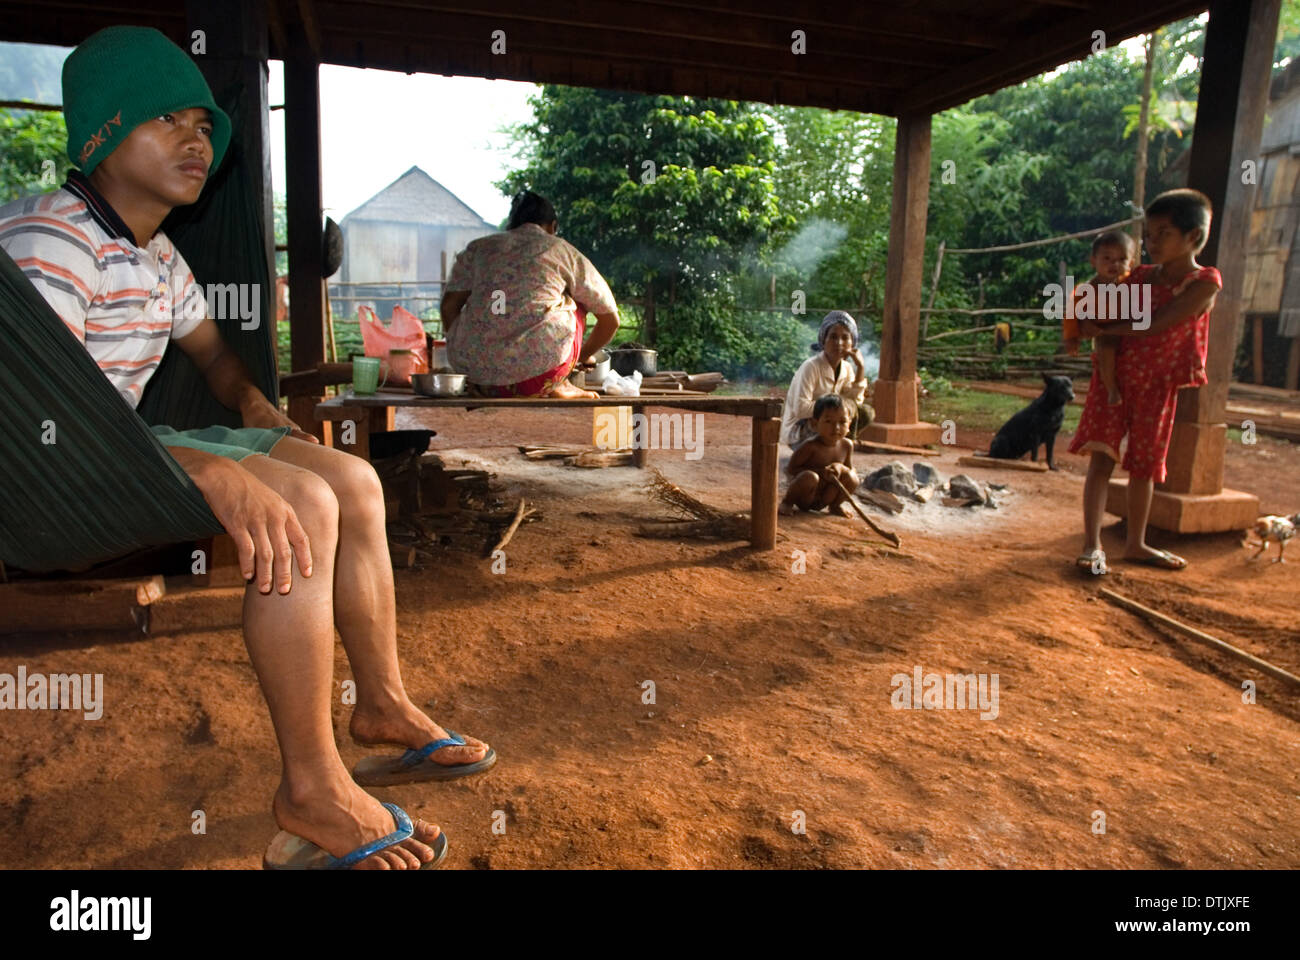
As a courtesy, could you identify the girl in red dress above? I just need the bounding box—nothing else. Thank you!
[1069,189,1222,574]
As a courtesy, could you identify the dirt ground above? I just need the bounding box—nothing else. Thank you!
[1,397,1297,869]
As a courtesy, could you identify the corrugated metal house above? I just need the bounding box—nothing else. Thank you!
[1244,61,1300,389]
[333,165,497,318]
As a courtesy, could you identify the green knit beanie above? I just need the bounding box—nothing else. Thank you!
[62,26,231,176]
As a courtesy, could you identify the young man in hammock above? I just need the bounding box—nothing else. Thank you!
[0,26,492,869]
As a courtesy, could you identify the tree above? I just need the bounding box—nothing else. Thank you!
[1125,17,1204,239]
[0,107,70,203]
[497,86,789,361]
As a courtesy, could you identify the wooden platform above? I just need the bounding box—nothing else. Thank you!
[316,391,785,549]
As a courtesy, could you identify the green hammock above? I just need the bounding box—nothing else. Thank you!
[0,244,226,573]
[0,83,277,574]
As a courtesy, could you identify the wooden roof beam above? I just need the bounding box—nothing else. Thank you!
[318,5,961,72]
[339,0,1008,50]
[296,0,322,59]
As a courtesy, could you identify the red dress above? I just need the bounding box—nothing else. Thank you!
[1067,264,1222,482]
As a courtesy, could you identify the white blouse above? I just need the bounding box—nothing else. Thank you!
[780,352,868,447]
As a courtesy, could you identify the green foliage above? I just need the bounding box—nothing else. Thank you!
[1277,0,1300,70]
[272,193,287,276]
[0,107,70,203]
[647,299,814,381]
[496,86,789,352]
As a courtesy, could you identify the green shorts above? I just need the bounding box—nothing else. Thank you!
[151,424,292,462]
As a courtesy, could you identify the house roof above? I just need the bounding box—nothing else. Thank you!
[339,166,496,229]
[0,1,1210,116]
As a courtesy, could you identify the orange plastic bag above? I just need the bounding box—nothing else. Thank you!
[359,304,427,386]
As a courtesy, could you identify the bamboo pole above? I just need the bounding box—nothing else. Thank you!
[944,215,1144,254]
[923,240,945,341]
[1101,588,1300,688]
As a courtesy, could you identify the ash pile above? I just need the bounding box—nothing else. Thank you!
[857,460,1007,515]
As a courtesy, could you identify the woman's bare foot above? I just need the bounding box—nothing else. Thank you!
[350,698,490,766]
[273,777,440,870]
[833,500,855,518]
[779,500,796,516]
[547,379,598,399]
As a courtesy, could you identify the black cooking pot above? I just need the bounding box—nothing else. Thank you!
[610,347,657,377]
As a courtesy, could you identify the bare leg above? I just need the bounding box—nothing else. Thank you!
[1081,451,1114,554]
[238,454,439,869]
[267,437,488,764]
[821,469,859,514]
[781,470,821,514]
[1121,474,1183,564]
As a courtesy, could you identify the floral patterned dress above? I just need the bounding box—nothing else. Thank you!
[445,223,618,394]
[1068,263,1222,482]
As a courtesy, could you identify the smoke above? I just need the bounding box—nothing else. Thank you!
[859,339,880,381]
[779,218,848,275]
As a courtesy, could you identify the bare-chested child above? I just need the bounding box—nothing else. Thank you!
[780,393,860,516]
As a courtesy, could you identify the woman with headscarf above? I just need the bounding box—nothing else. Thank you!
[440,191,620,398]
[780,310,874,448]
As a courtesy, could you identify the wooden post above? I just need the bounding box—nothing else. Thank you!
[1287,336,1300,390]
[631,403,648,467]
[751,416,780,550]
[1252,315,1265,384]
[1107,0,1276,532]
[860,113,941,447]
[284,17,326,438]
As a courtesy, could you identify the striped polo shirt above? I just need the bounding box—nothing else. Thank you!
[0,171,206,409]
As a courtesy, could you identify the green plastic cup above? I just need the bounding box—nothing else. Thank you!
[352,356,383,395]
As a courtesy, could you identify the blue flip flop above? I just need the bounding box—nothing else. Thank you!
[263,802,448,870]
[352,731,498,787]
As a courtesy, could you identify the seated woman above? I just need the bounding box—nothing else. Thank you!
[781,310,874,448]
[440,191,619,398]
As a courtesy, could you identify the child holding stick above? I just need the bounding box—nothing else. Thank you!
[780,394,859,516]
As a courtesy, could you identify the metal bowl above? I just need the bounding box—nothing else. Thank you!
[412,372,466,396]
[588,349,611,386]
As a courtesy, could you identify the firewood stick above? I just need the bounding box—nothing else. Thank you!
[1101,588,1300,688]
[490,498,528,555]
[830,474,901,548]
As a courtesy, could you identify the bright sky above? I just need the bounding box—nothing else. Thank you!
[268,63,539,226]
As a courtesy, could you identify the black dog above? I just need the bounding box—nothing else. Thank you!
[988,374,1075,470]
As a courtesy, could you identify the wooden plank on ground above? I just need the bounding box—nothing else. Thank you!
[859,488,906,513]
[0,576,165,634]
[958,454,1049,473]
[854,439,940,457]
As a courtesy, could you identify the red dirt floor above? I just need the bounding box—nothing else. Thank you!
[0,400,1296,869]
